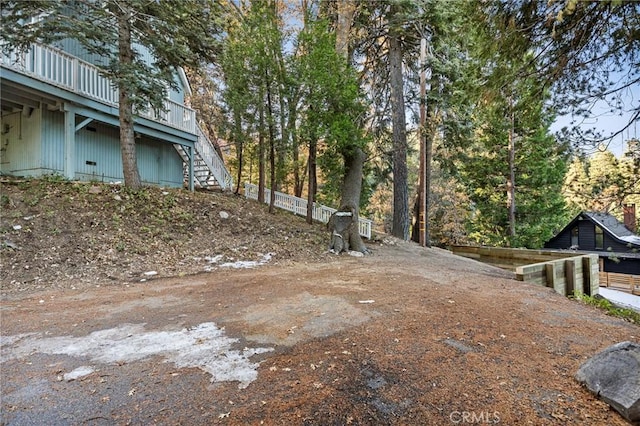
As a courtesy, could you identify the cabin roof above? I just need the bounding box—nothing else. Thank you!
[582,212,640,246]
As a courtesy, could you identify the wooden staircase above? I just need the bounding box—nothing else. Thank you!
[174,124,234,191]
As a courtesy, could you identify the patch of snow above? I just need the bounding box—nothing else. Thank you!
[219,253,274,269]
[205,255,224,264]
[1,322,273,389]
[620,235,640,246]
[63,366,95,381]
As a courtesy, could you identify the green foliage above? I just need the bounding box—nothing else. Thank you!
[451,1,571,249]
[562,145,640,220]
[573,293,640,325]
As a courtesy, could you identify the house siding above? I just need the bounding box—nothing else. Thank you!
[603,257,640,275]
[75,121,123,183]
[41,108,65,173]
[551,232,571,249]
[2,83,186,187]
[602,235,632,252]
[577,220,596,250]
[75,123,183,187]
[159,143,183,187]
[0,108,44,176]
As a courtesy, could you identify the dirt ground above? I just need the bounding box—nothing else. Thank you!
[1,180,639,425]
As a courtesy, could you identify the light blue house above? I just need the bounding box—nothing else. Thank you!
[0,40,232,191]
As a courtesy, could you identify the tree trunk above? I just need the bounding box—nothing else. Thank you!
[290,91,304,198]
[333,0,367,253]
[336,0,355,61]
[117,4,142,190]
[266,70,276,214]
[257,99,266,204]
[507,99,516,241]
[335,148,367,253]
[415,37,428,246]
[293,144,305,198]
[306,136,317,224]
[233,110,243,194]
[389,25,409,240]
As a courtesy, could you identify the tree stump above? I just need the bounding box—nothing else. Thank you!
[327,208,355,254]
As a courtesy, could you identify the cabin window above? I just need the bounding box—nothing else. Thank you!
[570,227,579,247]
[595,226,604,250]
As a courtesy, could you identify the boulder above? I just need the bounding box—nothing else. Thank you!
[576,341,640,422]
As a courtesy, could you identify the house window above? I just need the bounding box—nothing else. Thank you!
[595,226,604,250]
[570,227,579,247]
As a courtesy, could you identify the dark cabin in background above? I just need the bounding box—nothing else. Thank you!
[544,205,640,275]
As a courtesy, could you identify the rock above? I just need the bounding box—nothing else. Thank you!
[575,341,640,422]
[2,239,19,250]
[219,211,230,220]
[348,250,364,257]
[444,338,477,354]
[88,186,102,194]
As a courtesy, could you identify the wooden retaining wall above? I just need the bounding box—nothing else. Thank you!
[515,254,600,297]
[600,272,640,295]
[450,246,576,270]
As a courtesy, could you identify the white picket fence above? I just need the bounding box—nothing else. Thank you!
[244,182,372,239]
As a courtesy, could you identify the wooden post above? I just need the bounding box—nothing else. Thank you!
[565,258,578,296]
[586,254,600,296]
[63,104,76,180]
[547,261,566,296]
[545,263,556,289]
[581,256,591,296]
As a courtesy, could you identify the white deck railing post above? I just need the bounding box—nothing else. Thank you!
[1,43,196,133]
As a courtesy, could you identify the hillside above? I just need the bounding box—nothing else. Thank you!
[0,177,336,296]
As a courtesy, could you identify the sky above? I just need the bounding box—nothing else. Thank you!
[550,74,640,158]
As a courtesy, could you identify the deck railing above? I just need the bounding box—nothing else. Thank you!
[1,43,195,133]
[244,182,372,239]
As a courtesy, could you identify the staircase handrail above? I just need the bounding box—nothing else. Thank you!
[195,124,234,190]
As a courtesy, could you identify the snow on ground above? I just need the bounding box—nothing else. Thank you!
[599,288,640,312]
[1,322,273,389]
[202,252,275,271]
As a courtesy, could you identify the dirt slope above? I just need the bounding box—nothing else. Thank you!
[1,179,638,425]
[0,178,335,295]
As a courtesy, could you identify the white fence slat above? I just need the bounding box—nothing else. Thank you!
[244,182,372,239]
